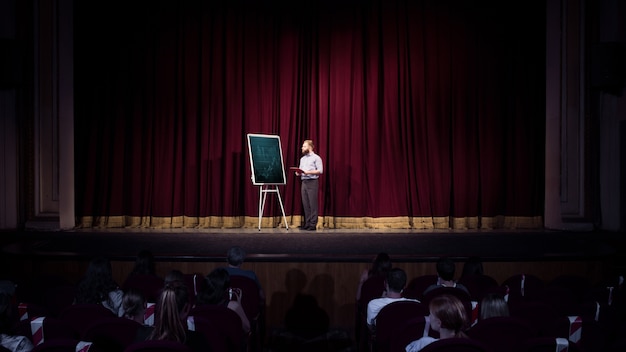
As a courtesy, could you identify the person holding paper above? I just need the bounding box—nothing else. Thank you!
[296,139,323,231]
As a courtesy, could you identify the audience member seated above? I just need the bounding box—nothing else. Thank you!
[223,245,265,346]
[134,281,211,352]
[196,268,250,334]
[164,270,185,286]
[0,292,34,352]
[366,267,418,330]
[478,292,509,321]
[357,252,392,302]
[224,246,266,304]
[122,250,164,303]
[74,256,124,317]
[423,257,470,297]
[122,288,147,324]
[405,294,469,352]
[460,256,484,279]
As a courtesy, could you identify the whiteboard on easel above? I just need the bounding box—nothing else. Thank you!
[246,133,287,185]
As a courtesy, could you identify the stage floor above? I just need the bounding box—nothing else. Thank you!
[1,227,622,263]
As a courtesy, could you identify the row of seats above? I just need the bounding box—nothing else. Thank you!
[359,273,626,352]
[12,302,247,352]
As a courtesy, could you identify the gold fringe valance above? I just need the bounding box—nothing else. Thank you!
[77,215,543,230]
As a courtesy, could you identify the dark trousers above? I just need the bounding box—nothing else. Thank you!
[301,179,319,228]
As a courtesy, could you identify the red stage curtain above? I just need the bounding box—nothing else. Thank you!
[74,0,545,229]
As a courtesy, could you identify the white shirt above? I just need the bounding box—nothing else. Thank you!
[405,337,438,352]
[0,334,34,352]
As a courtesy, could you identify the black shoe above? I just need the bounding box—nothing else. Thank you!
[305,226,317,231]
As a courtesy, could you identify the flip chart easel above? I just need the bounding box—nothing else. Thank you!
[258,185,289,231]
[246,133,290,230]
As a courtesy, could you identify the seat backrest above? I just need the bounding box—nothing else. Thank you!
[123,340,192,352]
[403,275,439,301]
[458,274,502,302]
[420,337,489,352]
[357,275,386,311]
[509,299,561,328]
[183,273,206,304]
[189,304,244,352]
[58,303,116,337]
[14,317,79,345]
[229,274,262,321]
[467,316,539,352]
[389,315,432,352]
[41,284,76,317]
[82,316,142,350]
[540,316,608,352]
[188,315,235,352]
[501,274,545,303]
[373,300,428,352]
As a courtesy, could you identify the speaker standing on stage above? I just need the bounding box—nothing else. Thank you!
[295,139,323,231]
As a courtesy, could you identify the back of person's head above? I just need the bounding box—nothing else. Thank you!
[370,252,392,276]
[479,293,509,320]
[197,267,230,305]
[164,269,184,286]
[149,281,189,342]
[386,268,407,293]
[461,256,484,278]
[429,294,468,337]
[227,246,246,267]
[131,249,156,275]
[436,257,457,281]
[76,256,117,304]
[122,288,146,322]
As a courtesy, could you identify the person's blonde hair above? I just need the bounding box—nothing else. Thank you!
[149,282,188,343]
[304,140,314,149]
[479,293,510,320]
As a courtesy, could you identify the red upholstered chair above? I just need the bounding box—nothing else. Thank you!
[540,316,608,352]
[458,274,503,302]
[183,273,206,304]
[58,303,116,338]
[501,274,545,304]
[403,275,439,301]
[189,304,245,352]
[229,275,264,350]
[356,274,386,352]
[371,300,429,352]
[419,337,489,352]
[188,315,234,352]
[81,316,143,351]
[229,275,262,321]
[389,315,433,352]
[13,317,79,345]
[467,316,539,352]
[41,284,77,317]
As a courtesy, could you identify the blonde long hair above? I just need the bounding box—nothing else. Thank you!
[148,281,188,343]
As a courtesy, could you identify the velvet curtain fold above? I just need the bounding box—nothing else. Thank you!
[74,0,545,229]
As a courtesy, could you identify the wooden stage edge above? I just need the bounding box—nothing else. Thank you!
[1,227,623,264]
